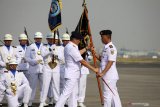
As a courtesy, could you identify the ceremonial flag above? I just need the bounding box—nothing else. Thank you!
[24,27,30,46]
[75,1,104,105]
[75,5,90,59]
[48,0,62,32]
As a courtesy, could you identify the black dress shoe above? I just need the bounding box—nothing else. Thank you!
[49,103,55,106]
[64,104,68,107]
[0,103,3,107]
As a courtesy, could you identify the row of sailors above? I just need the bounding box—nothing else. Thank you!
[0,32,90,107]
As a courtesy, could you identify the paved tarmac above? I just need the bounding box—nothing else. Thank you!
[1,63,160,107]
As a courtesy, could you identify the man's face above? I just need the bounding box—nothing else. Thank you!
[62,40,70,46]
[55,39,59,45]
[34,38,42,43]
[19,40,28,45]
[47,38,54,44]
[101,35,110,44]
[75,39,81,45]
[9,64,17,70]
[4,40,12,46]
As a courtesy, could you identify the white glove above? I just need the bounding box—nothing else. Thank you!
[6,89,14,96]
[36,59,43,64]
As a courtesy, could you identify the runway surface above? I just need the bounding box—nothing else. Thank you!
[1,63,160,107]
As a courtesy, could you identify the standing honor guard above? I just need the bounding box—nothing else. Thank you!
[25,32,44,106]
[39,33,64,107]
[78,51,92,107]
[0,34,16,102]
[60,33,70,94]
[15,34,29,79]
[95,30,122,107]
[55,31,98,107]
[0,59,32,107]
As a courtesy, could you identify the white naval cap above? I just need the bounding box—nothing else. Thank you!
[46,33,59,39]
[9,59,18,65]
[62,33,70,40]
[34,32,43,38]
[19,33,28,40]
[4,34,13,40]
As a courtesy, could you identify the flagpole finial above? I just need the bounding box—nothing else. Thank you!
[82,0,86,7]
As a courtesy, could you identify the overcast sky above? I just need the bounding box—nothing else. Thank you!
[0,0,160,51]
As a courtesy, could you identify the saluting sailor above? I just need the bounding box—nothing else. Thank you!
[15,34,29,79]
[96,30,122,107]
[25,32,44,106]
[0,59,32,107]
[55,31,98,107]
[0,34,16,102]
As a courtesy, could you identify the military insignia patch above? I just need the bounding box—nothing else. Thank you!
[109,45,113,48]
[50,1,60,17]
[111,50,114,55]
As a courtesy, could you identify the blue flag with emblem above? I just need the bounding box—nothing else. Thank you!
[48,0,62,32]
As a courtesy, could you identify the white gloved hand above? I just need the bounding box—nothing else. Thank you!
[37,59,43,64]
[6,89,14,96]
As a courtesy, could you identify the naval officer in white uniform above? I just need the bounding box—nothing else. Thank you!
[25,32,44,106]
[55,31,98,107]
[0,59,32,107]
[15,34,29,79]
[39,33,64,107]
[77,51,92,107]
[96,30,122,107]
[0,34,16,102]
[60,33,70,94]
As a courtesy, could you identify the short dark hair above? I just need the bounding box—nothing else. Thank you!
[70,31,83,40]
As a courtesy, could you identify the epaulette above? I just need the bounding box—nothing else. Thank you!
[109,45,113,48]
[4,71,8,73]
[27,44,31,46]
[12,46,17,48]
[17,70,23,72]
[43,44,48,46]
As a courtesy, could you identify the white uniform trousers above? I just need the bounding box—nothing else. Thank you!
[23,70,30,81]
[0,92,3,102]
[28,73,43,102]
[103,79,122,107]
[6,84,32,107]
[47,82,54,99]
[0,73,4,102]
[78,74,87,103]
[60,65,65,94]
[55,78,78,107]
[40,65,60,103]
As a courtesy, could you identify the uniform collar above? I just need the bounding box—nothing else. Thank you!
[104,42,112,49]
[35,42,42,49]
[9,70,17,77]
[48,43,52,47]
[20,44,26,50]
[69,41,78,49]
[5,45,11,51]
